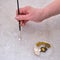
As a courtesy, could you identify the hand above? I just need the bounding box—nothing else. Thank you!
[16,6,44,26]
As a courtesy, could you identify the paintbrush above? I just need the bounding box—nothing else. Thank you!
[17,0,21,31]
[17,0,22,40]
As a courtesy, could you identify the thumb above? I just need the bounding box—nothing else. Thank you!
[16,15,29,20]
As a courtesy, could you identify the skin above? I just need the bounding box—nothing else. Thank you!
[16,0,60,26]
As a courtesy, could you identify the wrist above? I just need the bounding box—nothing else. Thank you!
[38,8,48,22]
[40,7,53,21]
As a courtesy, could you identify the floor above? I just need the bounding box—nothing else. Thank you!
[0,0,60,60]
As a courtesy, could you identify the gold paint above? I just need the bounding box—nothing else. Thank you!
[41,47,47,52]
[41,48,45,51]
[36,42,51,48]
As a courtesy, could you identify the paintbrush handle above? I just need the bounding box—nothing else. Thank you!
[19,21,21,31]
[17,0,21,31]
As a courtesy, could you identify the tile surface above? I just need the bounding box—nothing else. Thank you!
[0,0,60,60]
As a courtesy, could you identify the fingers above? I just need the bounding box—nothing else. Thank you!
[20,6,32,13]
[16,14,29,26]
[20,20,25,26]
[16,6,32,16]
[20,20,28,26]
[16,14,30,20]
[16,8,26,16]
[16,6,32,26]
